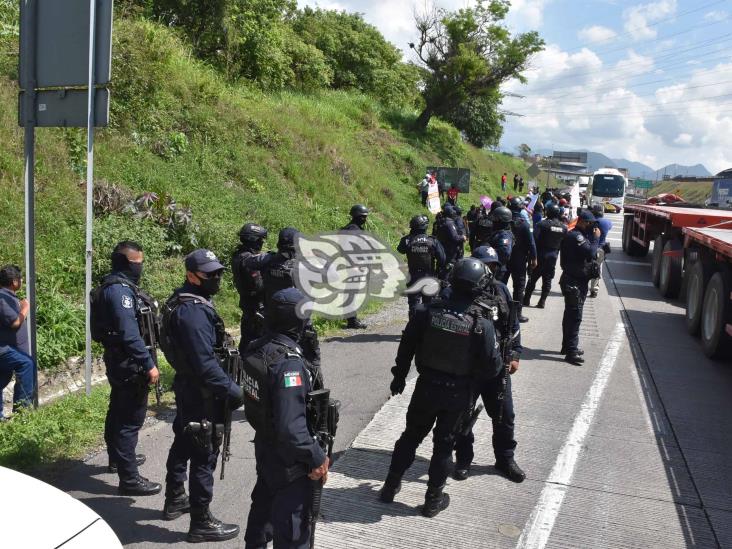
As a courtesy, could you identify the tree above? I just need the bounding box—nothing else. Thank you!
[446,92,504,148]
[517,143,531,158]
[410,0,544,132]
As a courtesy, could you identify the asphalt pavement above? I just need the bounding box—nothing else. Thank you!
[47,213,732,548]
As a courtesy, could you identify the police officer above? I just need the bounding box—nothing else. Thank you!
[452,246,525,483]
[589,204,613,298]
[231,223,268,352]
[559,210,601,365]
[488,206,514,283]
[436,204,465,268]
[506,197,537,323]
[379,258,502,518]
[454,206,467,259]
[245,228,323,382]
[161,249,243,543]
[341,205,369,329]
[524,204,567,309]
[471,211,493,252]
[243,288,330,549]
[93,241,160,495]
[397,215,447,318]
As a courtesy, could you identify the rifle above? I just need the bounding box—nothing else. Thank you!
[138,303,163,405]
[307,389,340,549]
[497,300,519,424]
[219,340,244,480]
[457,402,484,437]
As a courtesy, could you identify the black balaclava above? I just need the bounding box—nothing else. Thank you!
[112,251,143,285]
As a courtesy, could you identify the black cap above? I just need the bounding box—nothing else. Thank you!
[185,249,226,274]
[591,204,605,218]
[578,209,596,222]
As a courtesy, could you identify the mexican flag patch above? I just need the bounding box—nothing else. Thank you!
[284,372,302,388]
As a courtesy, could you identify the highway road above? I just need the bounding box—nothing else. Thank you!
[49,212,732,548]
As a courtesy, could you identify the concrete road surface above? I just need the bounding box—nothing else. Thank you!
[47,213,732,548]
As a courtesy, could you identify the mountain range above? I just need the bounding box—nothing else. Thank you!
[532,149,712,179]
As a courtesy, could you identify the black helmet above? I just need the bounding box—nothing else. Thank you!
[267,287,308,341]
[546,204,561,219]
[591,204,604,218]
[277,227,300,252]
[443,204,457,219]
[450,258,489,294]
[238,223,268,244]
[350,204,369,218]
[491,206,513,224]
[409,214,429,231]
[508,197,523,212]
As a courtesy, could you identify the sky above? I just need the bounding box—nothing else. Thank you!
[297,0,732,173]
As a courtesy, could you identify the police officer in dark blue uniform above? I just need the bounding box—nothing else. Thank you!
[559,210,601,365]
[436,204,466,268]
[489,206,514,283]
[507,197,537,323]
[524,204,567,309]
[397,215,447,318]
[470,211,493,252]
[452,246,525,483]
[161,249,243,543]
[93,241,160,495]
[245,228,323,383]
[379,258,503,518]
[243,288,330,549]
[454,206,467,259]
[232,223,268,353]
[341,205,370,329]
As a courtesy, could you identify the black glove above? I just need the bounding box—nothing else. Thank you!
[390,377,406,396]
[230,385,245,410]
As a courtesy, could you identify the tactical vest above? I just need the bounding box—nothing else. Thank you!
[262,255,297,303]
[241,339,304,441]
[474,216,493,243]
[90,275,158,345]
[406,234,434,273]
[415,304,480,377]
[475,284,510,337]
[160,293,226,376]
[511,217,531,252]
[231,247,263,298]
[538,220,566,251]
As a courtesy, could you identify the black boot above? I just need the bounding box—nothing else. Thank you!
[453,462,470,481]
[187,506,240,543]
[560,347,584,355]
[522,294,531,307]
[118,475,162,496]
[108,454,146,474]
[537,294,547,309]
[421,485,450,518]
[378,472,402,503]
[495,458,526,483]
[565,352,585,365]
[163,484,191,520]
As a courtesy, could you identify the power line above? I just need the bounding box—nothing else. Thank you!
[517,101,732,118]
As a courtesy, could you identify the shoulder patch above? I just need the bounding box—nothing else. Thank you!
[283,371,302,388]
[575,234,586,244]
[121,295,134,309]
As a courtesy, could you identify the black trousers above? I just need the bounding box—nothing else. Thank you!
[525,253,558,298]
[105,380,148,481]
[406,272,435,319]
[507,255,528,305]
[239,300,264,354]
[561,280,588,353]
[454,373,517,466]
[387,375,472,489]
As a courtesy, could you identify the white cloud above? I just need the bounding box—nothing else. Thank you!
[623,0,677,40]
[673,133,693,146]
[577,25,617,44]
[704,10,728,22]
[509,0,551,29]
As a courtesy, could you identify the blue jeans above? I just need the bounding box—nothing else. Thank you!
[0,347,35,417]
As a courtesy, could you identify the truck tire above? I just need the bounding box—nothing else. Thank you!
[686,259,713,335]
[700,269,732,359]
[659,239,683,298]
[622,215,631,253]
[623,216,649,257]
[651,236,664,287]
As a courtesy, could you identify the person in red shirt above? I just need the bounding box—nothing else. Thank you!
[501,173,507,192]
[447,185,459,205]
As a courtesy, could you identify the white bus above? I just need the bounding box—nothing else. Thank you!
[587,168,627,212]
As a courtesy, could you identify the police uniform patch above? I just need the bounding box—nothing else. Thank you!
[284,371,302,388]
[121,295,134,309]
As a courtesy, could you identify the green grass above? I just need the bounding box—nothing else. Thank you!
[649,181,714,205]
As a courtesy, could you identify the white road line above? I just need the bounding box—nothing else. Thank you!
[606,237,622,242]
[516,322,625,549]
[605,260,650,267]
[612,279,655,287]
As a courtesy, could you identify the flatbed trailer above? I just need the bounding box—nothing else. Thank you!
[622,202,732,357]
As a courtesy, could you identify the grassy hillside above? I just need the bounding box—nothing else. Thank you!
[649,181,714,204]
[0,18,531,370]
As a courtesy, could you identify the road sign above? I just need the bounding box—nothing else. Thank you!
[19,88,109,127]
[19,0,113,89]
[635,179,653,189]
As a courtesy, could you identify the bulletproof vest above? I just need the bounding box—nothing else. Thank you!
[262,254,297,303]
[474,216,493,244]
[538,219,566,251]
[231,247,263,299]
[406,234,434,273]
[160,293,226,376]
[241,338,304,441]
[415,304,479,377]
[90,275,148,344]
[475,284,510,337]
[432,215,445,237]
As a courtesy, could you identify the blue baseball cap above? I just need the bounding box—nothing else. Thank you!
[578,209,596,222]
[185,249,226,273]
[472,246,501,265]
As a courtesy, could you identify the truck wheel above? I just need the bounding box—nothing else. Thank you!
[701,269,732,359]
[651,236,665,287]
[686,259,713,335]
[659,239,683,298]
